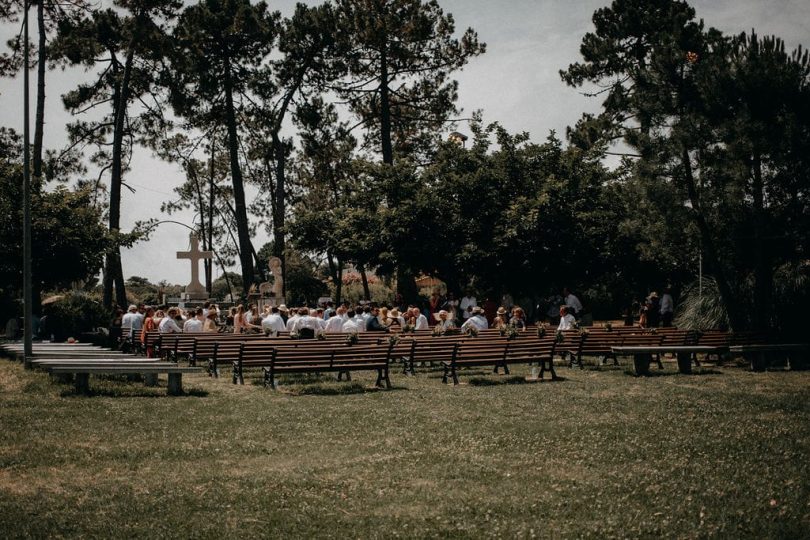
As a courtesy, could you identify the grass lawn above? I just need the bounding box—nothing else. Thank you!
[0,356,808,538]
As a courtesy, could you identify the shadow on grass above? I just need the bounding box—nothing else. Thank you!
[622,368,724,377]
[467,375,565,386]
[57,377,210,398]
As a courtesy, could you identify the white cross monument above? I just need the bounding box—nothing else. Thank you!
[176,233,213,300]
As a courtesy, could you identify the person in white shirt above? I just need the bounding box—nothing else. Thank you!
[183,308,205,332]
[413,307,429,330]
[285,310,300,332]
[557,306,576,331]
[660,287,675,327]
[261,306,286,335]
[121,305,144,340]
[291,308,323,337]
[324,307,346,333]
[434,310,456,332]
[563,288,583,317]
[159,308,183,333]
[459,290,477,320]
[461,307,488,331]
[341,310,361,333]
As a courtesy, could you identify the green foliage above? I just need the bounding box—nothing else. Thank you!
[332,0,486,163]
[256,243,326,305]
[674,278,729,331]
[45,292,108,340]
[0,129,108,306]
[561,0,810,331]
[211,272,242,302]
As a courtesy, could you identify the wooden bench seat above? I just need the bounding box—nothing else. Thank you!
[442,339,557,385]
[48,363,201,395]
[261,343,395,389]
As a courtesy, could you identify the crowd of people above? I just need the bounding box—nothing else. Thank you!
[106,286,676,350]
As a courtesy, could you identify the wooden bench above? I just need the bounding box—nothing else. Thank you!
[612,345,725,375]
[47,362,201,395]
[729,343,810,371]
[442,339,557,385]
[262,343,395,390]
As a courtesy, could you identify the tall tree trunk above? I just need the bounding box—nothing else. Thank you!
[358,263,371,301]
[751,153,772,330]
[33,0,45,184]
[223,57,255,298]
[379,46,393,165]
[326,251,341,305]
[271,132,286,297]
[103,46,135,310]
[681,147,746,331]
[205,139,215,293]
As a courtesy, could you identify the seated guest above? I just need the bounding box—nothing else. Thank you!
[285,307,300,332]
[324,307,346,333]
[351,307,367,332]
[434,310,455,332]
[234,304,260,334]
[491,307,508,330]
[203,310,219,332]
[388,308,404,329]
[557,306,576,331]
[366,306,389,332]
[159,307,183,334]
[291,307,322,338]
[510,306,527,331]
[461,306,488,332]
[413,307,429,330]
[261,306,286,335]
[341,310,361,333]
[183,308,205,332]
[140,307,157,356]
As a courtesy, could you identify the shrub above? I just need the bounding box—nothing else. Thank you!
[44,292,108,341]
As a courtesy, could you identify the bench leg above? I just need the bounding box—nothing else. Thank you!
[655,354,664,370]
[676,352,692,374]
[503,363,510,375]
[633,354,651,376]
[143,374,159,387]
[167,373,183,396]
[441,365,449,384]
[451,365,459,386]
[384,367,392,389]
[75,373,90,395]
[208,359,217,378]
[375,369,384,388]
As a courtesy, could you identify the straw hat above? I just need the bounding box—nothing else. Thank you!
[497,307,507,315]
[278,304,289,312]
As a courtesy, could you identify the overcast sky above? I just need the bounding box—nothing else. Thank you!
[1,0,808,286]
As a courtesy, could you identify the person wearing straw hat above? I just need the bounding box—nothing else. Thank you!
[461,306,488,332]
[434,310,456,332]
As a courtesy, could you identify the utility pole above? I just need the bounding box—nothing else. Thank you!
[23,0,33,367]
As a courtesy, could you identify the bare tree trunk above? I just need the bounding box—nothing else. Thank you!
[33,0,45,184]
[751,153,772,330]
[358,263,371,301]
[223,56,255,298]
[681,147,745,331]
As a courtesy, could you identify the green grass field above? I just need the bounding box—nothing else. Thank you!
[0,357,808,538]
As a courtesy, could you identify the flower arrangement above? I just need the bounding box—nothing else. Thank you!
[431,326,443,337]
[555,330,565,344]
[289,331,300,340]
[536,325,547,338]
[402,323,416,334]
[316,331,327,341]
[603,321,613,332]
[500,323,519,341]
[388,334,401,346]
[572,320,580,330]
[463,326,479,338]
[579,328,590,337]
[345,333,359,346]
